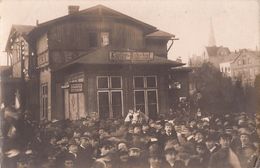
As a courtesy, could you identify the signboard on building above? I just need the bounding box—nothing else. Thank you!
[69,82,84,93]
[109,51,154,61]
[37,52,49,67]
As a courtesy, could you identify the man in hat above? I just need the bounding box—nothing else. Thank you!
[77,135,94,168]
[238,127,252,149]
[117,141,128,152]
[141,123,152,136]
[195,143,210,168]
[194,130,205,144]
[3,148,21,168]
[91,140,115,168]
[146,153,163,168]
[205,134,220,154]
[141,141,163,168]
[57,141,79,168]
[115,150,130,168]
[16,157,32,168]
[236,128,257,168]
[163,147,185,168]
[127,147,144,168]
[62,154,76,168]
[41,153,58,168]
[43,136,59,158]
[160,122,178,147]
[208,133,241,168]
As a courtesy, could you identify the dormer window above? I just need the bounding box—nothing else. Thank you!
[101,32,109,46]
[89,32,98,47]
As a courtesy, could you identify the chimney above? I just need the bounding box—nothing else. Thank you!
[68,5,80,15]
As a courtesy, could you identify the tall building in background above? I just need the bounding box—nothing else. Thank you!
[189,18,230,68]
[208,17,216,47]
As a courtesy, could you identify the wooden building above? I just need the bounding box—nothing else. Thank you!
[4,25,39,115]
[5,5,184,121]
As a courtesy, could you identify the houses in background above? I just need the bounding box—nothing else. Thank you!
[189,45,231,68]
[220,49,260,86]
[189,18,260,86]
[190,46,260,86]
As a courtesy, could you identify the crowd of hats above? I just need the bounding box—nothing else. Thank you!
[2,107,259,168]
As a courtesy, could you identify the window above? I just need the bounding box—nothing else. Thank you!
[40,83,48,119]
[248,58,251,64]
[97,76,123,119]
[111,76,121,89]
[133,76,158,119]
[101,32,109,46]
[98,77,109,89]
[89,32,97,47]
[249,68,254,79]
[134,77,144,88]
[238,60,242,65]
[147,76,157,88]
[97,76,122,89]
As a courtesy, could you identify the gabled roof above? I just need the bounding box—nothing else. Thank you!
[205,46,230,57]
[5,24,35,51]
[219,52,240,63]
[54,47,184,71]
[231,50,260,64]
[29,4,157,37]
[219,50,260,65]
[205,46,219,57]
[11,25,35,36]
[145,30,175,39]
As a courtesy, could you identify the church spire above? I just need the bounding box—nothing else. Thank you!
[208,17,216,46]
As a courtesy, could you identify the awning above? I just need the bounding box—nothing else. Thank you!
[145,30,175,40]
[0,78,22,83]
[54,47,184,71]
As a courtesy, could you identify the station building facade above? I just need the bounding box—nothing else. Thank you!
[4,5,185,121]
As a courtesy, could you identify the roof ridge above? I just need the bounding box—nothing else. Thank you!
[12,24,35,27]
[33,4,156,35]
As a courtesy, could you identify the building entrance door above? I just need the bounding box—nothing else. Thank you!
[64,73,85,120]
[64,90,85,120]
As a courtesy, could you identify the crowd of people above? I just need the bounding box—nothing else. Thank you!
[1,104,260,168]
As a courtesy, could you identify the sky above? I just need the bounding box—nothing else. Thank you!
[0,0,259,65]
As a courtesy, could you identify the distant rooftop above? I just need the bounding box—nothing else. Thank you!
[12,24,35,36]
[205,46,230,57]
